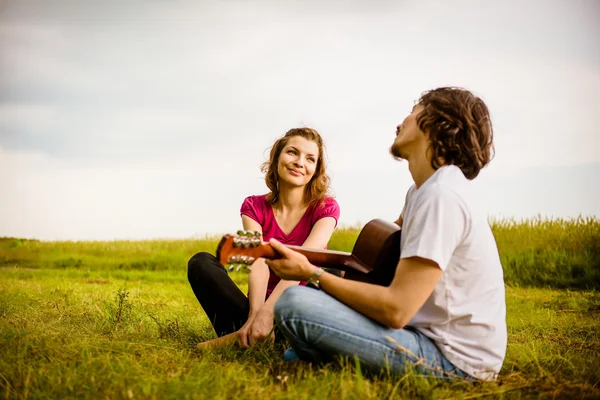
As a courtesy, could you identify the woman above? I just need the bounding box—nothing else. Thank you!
[188,127,340,349]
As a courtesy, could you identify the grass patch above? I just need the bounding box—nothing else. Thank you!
[2,216,598,289]
[0,268,598,399]
[1,217,599,398]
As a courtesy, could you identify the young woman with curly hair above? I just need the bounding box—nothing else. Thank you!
[188,128,340,349]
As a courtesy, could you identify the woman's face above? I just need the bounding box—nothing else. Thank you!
[277,136,319,188]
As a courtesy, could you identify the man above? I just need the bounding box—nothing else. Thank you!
[265,87,507,381]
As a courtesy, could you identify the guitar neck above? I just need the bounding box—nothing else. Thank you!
[219,219,401,283]
[260,244,372,275]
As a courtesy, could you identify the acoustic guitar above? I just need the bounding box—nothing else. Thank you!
[196,219,401,351]
[216,218,401,286]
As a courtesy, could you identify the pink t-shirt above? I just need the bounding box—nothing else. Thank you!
[240,194,340,296]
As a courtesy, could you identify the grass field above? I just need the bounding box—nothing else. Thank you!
[1,217,599,399]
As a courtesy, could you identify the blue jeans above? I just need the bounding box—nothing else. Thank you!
[274,286,469,379]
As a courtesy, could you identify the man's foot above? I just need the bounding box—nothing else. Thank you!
[283,347,300,362]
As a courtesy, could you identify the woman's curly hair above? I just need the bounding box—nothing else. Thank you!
[261,127,331,207]
[417,87,495,180]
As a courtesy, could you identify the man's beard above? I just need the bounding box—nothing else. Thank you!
[389,142,405,161]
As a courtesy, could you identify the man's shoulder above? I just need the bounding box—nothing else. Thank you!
[416,181,464,202]
[421,167,471,201]
[408,179,472,224]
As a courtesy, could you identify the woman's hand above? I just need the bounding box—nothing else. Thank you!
[237,309,275,348]
[237,315,255,348]
[265,238,316,281]
[248,309,275,346]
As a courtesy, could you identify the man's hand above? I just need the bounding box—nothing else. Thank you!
[265,238,316,281]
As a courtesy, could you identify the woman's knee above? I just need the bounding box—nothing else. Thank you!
[187,252,217,281]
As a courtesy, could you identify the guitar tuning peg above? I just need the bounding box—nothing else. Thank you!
[227,265,234,272]
[237,230,245,236]
[235,264,242,272]
[254,231,262,238]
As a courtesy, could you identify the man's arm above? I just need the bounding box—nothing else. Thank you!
[266,240,442,329]
[317,256,440,328]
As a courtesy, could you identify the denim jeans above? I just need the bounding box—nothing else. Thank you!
[274,286,470,379]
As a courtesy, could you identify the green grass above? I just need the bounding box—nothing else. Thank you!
[1,217,599,399]
[2,216,598,289]
[0,269,598,399]
[492,216,600,290]
[0,237,221,272]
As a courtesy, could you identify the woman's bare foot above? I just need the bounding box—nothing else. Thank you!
[196,332,239,352]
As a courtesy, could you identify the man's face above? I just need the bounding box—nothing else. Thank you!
[390,104,426,160]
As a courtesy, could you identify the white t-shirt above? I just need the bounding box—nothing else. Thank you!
[401,165,507,381]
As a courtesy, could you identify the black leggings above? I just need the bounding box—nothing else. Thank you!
[187,252,250,337]
[187,251,338,338]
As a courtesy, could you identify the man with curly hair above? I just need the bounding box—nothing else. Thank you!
[266,87,507,381]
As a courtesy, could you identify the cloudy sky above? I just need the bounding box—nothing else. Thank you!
[1,0,599,241]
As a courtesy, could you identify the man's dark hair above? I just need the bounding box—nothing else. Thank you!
[417,87,494,180]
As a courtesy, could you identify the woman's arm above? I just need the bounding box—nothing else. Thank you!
[244,217,337,346]
[300,217,338,249]
[253,217,336,306]
[237,215,271,347]
[262,216,337,308]
[241,215,269,317]
[255,217,337,310]
[394,213,403,227]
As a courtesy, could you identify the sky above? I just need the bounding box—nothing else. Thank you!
[1,0,599,241]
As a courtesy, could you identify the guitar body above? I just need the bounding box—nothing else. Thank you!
[216,218,402,287]
[342,219,401,286]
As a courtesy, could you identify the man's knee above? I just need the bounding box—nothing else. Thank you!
[274,286,300,319]
[187,252,216,282]
[275,286,319,323]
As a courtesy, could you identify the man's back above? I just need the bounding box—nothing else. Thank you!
[271,87,507,381]
[401,165,507,380]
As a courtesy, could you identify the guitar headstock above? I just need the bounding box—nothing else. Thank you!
[216,230,265,272]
